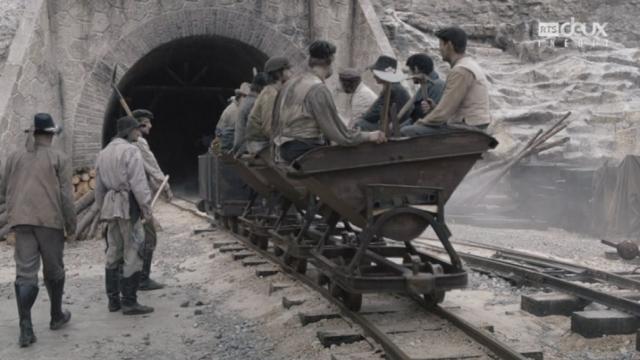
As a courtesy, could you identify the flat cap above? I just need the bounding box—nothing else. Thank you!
[264,56,290,73]
[339,68,361,80]
[132,109,154,120]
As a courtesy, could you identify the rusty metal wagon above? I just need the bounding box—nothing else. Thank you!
[284,128,498,310]
[198,152,252,231]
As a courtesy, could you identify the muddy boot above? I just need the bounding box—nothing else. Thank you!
[139,251,164,291]
[121,272,154,315]
[105,268,121,312]
[44,277,71,330]
[15,283,38,347]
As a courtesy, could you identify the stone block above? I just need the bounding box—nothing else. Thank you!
[571,310,640,338]
[521,293,589,316]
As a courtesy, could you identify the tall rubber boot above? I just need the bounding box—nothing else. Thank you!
[44,277,71,330]
[14,283,38,347]
[105,268,121,312]
[138,251,164,291]
[121,272,154,315]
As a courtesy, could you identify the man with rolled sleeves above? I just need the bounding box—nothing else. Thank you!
[94,116,154,315]
[0,113,76,347]
[131,109,171,291]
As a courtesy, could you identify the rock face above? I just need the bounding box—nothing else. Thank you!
[379,0,640,167]
[0,0,388,167]
[0,0,25,73]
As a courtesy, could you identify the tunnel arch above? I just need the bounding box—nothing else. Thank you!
[71,7,306,193]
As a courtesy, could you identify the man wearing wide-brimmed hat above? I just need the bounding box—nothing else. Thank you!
[214,82,250,152]
[355,55,411,131]
[0,113,76,347]
[94,116,154,316]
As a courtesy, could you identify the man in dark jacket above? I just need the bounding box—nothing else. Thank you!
[405,53,446,124]
[0,113,76,347]
[355,55,411,131]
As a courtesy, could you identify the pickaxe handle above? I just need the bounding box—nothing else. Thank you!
[380,83,392,134]
[111,65,134,117]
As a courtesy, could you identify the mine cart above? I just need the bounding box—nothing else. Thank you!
[198,152,251,231]
[286,128,498,311]
[234,149,323,268]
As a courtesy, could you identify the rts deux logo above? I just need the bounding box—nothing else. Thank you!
[537,17,609,48]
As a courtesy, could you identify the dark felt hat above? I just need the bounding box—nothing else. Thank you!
[264,56,291,73]
[27,113,61,134]
[369,55,405,83]
[308,40,336,60]
[369,55,397,72]
[116,116,143,138]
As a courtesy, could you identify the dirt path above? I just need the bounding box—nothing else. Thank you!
[0,202,354,360]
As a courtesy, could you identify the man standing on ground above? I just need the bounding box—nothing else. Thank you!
[272,40,387,163]
[0,113,75,347]
[337,68,377,129]
[401,27,491,137]
[245,57,293,154]
[355,55,411,131]
[94,116,154,315]
[132,109,172,291]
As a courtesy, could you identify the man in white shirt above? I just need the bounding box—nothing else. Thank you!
[338,68,377,129]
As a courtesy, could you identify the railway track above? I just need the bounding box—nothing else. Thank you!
[417,237,640,317]
[170,199,530,360]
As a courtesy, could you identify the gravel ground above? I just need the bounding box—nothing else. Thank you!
[0,202,365,360]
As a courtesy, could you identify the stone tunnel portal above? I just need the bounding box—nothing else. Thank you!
[103,35,268,196]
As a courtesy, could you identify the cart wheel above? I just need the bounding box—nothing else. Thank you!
[258,237,269,250]
[283,253,295,266]
[274,246,284,257]
[329,281,342,298]
[317,274,329,286]
[230,217,239,234]
[294,258,307,274]
[423,291,445,308]
[343,291,362,312]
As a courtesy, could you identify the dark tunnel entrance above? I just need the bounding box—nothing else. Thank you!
[103,35,268,197]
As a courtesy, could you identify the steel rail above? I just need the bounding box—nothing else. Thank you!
[420,243,640,317]
[420,237,640,292]
[171,199,527,360]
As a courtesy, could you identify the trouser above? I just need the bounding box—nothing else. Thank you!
[354,119,380,131]
[279,140,321,163]
[140,221,157,281]
[105,219,144,278]
[400,123,451,137]
[14,225,65,285]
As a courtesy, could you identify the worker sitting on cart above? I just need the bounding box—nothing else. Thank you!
[245,56,293,155]
[401,27,491,137]
[272,40,387,163]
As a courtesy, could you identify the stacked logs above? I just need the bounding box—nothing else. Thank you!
[73,167,97,200]
[74,189,103,241]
